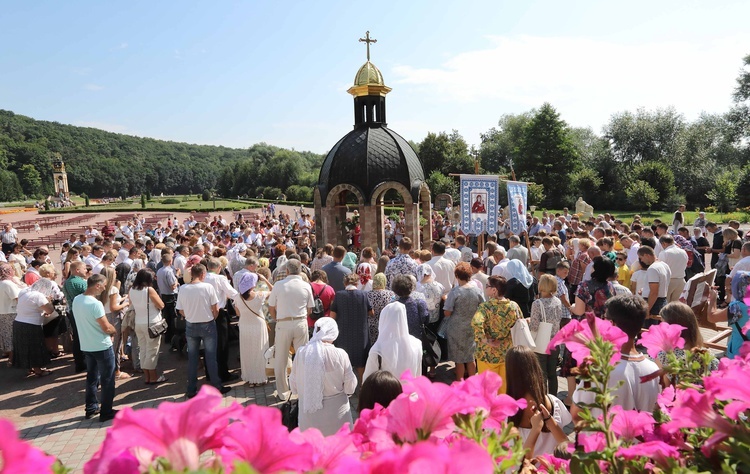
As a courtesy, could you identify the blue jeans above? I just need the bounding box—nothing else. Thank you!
[186,320,220,397]
[84,347,116,417]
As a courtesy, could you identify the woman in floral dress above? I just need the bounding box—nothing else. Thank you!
[366,273,395,345]
[472,275,523,394]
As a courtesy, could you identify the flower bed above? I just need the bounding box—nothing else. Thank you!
[3,316,749,473]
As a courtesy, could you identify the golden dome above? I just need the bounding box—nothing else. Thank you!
[354,61,385,86]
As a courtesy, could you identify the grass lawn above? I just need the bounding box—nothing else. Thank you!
[82,196,258,211]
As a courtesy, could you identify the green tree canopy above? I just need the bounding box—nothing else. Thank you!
[515,103,579,206]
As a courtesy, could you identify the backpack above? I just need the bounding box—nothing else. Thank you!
[311,284,326,320]
[546,250,563,271]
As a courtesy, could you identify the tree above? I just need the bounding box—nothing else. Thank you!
[604,107,687,166]
[426,170,457,201]
[569,168,603,203]
[631,161,676,209]
[201,189,211,201]
[727,54,750,141]
[18,163,42,196]
[736,166,750,208]
[0,170,23,201]
[479,113,532,173]
[625,180,659,210]
[706,170,738,212]
[418,130,472,176]
[515,103,579,206]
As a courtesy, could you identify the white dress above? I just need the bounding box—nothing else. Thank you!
[290,343,357,436]
[233,291,270,384]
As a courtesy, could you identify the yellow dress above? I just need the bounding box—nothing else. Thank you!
[472,298,523,393]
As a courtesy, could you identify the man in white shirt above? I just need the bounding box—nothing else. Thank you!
[176,264,231,398]
[427,241,456,296]
[621,234,640,267]
[268,259,314,398]
[572,295,660,421]
[204,258,239,382]
[582,246,602,282]
[85,245,105,269]
[658,235,688,302]
[116,239,134,265]
[173,245,188,279]
[85,226,100,244]
[491,247,512,280]
[636,246,671,324]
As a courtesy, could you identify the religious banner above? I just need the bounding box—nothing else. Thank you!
[506,180,528,235]
[460,174,498,235]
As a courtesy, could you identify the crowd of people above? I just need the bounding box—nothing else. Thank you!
[0,203,743,459]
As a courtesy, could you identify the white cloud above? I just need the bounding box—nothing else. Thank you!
[391,34,750,133]
[83,83,105,91]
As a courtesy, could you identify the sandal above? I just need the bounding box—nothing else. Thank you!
[147,375,168,385]
[33,369,52,377]
[115,372,131,380]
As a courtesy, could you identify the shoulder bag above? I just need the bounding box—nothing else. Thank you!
[147,289,168,339]
[511,312,536,349]
[532,299,553,354]
[280,393,299,431]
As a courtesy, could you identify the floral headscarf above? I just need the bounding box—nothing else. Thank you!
[0,262,13,281]
[372,273,387,291]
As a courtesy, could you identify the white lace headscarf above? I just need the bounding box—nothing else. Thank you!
[364,301,422,382]
[300,317,339,414]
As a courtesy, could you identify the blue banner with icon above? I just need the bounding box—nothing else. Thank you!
[506,180,528,235]
[460,174,498,235]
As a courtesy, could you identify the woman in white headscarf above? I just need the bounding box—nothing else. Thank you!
[504,259,537,318]
[289,317,357,436]
[362,301,422,383]
[232,272,270,386]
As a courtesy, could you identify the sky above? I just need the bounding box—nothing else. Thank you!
[1,1,749,154]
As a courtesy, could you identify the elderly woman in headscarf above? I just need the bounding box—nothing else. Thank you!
[415,264,444,325]
[33,265,66,357]
[13,274,57,376]
[362,301,422,383]
[232,272,270,385]
[343,252,358,273]
[182,255,204,284]
[0,262,25,364]
[366,273,395,345]
[709,270,750,359]
[289,317,357,435]
[504,259,537,318]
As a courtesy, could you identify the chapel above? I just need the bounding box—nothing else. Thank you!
[314,32,431,251]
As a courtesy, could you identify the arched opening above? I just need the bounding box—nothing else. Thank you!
[323,184,365,248]
[370,182,413,253]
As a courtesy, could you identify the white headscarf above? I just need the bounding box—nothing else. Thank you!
[299,317,339,414]
[363,302,422,383]
[506,259,534,288]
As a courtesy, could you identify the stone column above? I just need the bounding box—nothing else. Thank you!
[359,205,379,252]
[403,203,420,250]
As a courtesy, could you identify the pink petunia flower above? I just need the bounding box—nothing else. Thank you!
[385,375,477,443]
[656,385,676,415]
[362,438,494,474]
[578,432,606,452]
[536,452,571,473]
[662,388,735,452]
[617,440,680,466]
[609,406,655,441]
[452,371,527,430]
[288,424,359,472]
[219,404,314,473]
[0,419,57,474]
[547,314,628,365]
[85,385,242,474]
[639,322,686,359]
[703,363,750,419]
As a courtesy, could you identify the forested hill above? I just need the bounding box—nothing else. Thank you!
[0,109,324,200]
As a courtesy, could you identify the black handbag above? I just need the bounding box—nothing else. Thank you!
[280,394,299,431]
[421,325,442,367]
[145,291,168,339]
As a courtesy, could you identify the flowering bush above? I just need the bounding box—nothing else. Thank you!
[3,315,750,473]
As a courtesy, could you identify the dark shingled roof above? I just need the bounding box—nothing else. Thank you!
[317,124,425,205]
